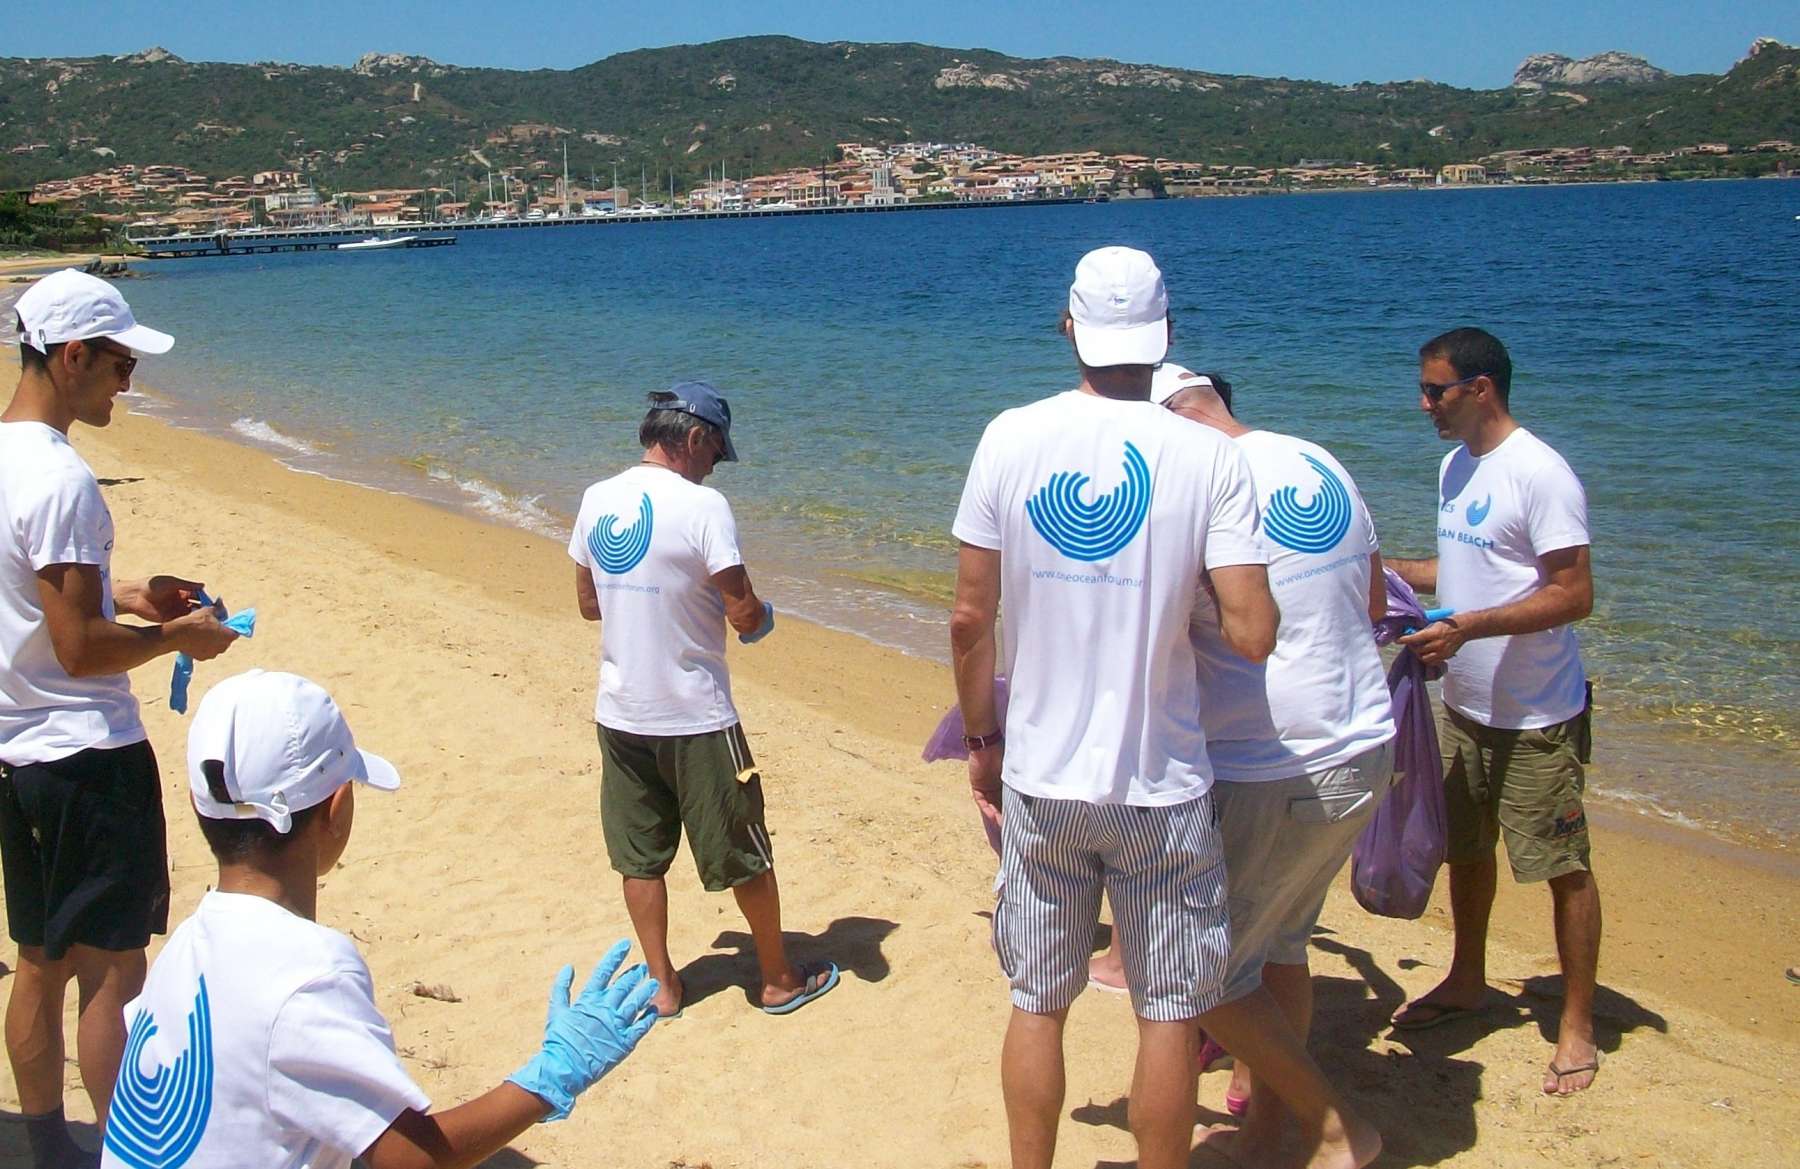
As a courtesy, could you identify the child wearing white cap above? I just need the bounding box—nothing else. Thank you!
[99,670,659,1169]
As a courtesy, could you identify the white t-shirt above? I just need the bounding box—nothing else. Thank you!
[568,464,744,736]
[100,891,429,1169]
[1190,431,1396,781]
[953,390,1267,806]
[1435,427,1590,729]
[0,421,144,766]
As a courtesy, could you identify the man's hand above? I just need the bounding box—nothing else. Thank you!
[1398,618,1466,667]
[506,940,659,1121]
[114,575,204,622]
[165,606,239,660]
[968,742,1004,854]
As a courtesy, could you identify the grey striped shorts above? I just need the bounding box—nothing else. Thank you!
[993,785,1230,1021]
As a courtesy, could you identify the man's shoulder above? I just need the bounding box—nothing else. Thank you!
[0,423,93,490]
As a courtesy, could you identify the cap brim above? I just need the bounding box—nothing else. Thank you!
[1072,318,1168,367]
[356,749,402,792]
[110,323,174,355]
[719,432,739,463]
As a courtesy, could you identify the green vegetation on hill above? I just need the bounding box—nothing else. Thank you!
[2,36,1796,193]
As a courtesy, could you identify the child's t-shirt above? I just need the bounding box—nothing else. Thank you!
[102,890,430,1169]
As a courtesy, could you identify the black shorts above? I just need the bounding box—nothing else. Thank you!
[0,740,170,959]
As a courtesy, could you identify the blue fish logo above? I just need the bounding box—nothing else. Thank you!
[104,978,215,1169]
[589,492,654,575]
[1026,442,1153,563]
[1264,454,1353,554]
[1466,494,1492,527]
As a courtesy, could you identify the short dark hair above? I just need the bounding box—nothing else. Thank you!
[16,314,58,373]
[638,391,722,453]
[1420,327,1512,405]
[193,759,328,862]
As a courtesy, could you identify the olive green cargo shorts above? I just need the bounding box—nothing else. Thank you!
[1440,705,1592,883]
[597,723,774,891]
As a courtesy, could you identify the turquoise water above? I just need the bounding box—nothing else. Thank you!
[12,179,1797,838]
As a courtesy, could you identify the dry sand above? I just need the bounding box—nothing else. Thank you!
[1,402,1796,1168]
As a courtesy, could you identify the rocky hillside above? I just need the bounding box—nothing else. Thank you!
[1513,51,1670,89]
[2,35,1796,191]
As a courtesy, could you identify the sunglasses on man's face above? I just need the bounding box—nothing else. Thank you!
[1419,372,1484,402]
[85,340,138,377]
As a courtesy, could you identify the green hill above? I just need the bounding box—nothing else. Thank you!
[2,35,1795,192]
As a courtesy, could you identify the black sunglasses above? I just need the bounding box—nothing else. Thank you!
[1420,372,1485,402]
[85,338,138,376]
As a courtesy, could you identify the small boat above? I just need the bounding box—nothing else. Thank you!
[337,235,414,251]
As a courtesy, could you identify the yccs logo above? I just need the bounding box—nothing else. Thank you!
[589,492,654,575]
[1465,494,1493,527]
[104,978,215,1169]
[1026,442,1152,563]
[1265,454,1353,555]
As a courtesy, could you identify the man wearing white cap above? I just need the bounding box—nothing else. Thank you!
[2,270,238,1168]
[100,670,660,1169]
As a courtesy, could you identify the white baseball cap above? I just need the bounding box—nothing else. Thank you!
[1068,246,1169,368]
[1152,362,1199,404]
[15,268,174,356]
[188,670,400,834]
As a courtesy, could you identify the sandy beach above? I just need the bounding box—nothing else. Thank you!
[1,398,1796,1168]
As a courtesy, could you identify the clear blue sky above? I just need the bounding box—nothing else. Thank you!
[8,1,1794,90]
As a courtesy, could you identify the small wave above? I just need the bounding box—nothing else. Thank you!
[1592,785,1706,833]
[230,418,318,456]
[425,467,564,538]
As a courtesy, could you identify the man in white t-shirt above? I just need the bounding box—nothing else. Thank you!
[1388,327,1601,1096]
[569,383,837,1020]
[2,270,239,1169]
[101,669,659,1169]
[951,248,1377,1169]
[1163,370,1396,1162]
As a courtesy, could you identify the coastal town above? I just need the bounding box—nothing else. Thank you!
[20,131,1798,238]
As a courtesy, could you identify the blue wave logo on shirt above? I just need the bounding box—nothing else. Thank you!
[588,492,654,575]
[1264,454,1353,554]
[104,978,215,1169]
[1025,442,1152,562]
[1466,494,1492,527]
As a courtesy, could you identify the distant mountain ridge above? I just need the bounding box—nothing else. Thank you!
[2,35,1795,192]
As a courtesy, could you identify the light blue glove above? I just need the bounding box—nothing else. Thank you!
[507,940,659,1121]
[739,601,775,644]
[170,590,258,714]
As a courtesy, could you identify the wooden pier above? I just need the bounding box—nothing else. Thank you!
[128,196,1097,258]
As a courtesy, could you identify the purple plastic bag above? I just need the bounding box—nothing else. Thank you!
[921,676,1010,762]
[1351,571,1449,919]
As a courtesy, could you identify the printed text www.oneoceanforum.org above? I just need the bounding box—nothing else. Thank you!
[1031,568,1144,589]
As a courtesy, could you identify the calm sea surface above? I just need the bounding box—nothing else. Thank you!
[12,180,1797,842]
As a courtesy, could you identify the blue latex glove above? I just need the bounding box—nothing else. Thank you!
[170,590,258,714]
[739,601,776,644]
[1400,607,1456,638]
[507,940,659,1121]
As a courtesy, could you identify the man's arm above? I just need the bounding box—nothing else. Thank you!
[711,565,766,636]
[949,543,1004,830]
[36,563,235,677]
[1206,563,1279,663]
[574,565,600,622]
[1367,551,1389,626]
[1399,545,1593,667]
[1385,556,1437,594]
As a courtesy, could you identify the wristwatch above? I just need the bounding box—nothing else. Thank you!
[962,729,1005,752]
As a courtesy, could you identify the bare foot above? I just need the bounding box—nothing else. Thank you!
[1543,1038,1601,1095]
[1089,950,1128,993]
[651,973,684,1018]
[1302,1107,1381,1169]
[1195,1123,1263,1168]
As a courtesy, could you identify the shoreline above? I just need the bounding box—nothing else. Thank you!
[79,374,1800,854]
[2,402,1795,1166]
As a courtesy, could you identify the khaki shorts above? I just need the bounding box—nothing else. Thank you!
[597,723,774,892]
[1213,740,1394,1003]
[1440,705,1591,883]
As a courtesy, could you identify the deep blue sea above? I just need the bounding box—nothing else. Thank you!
[10,179,1797,841]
